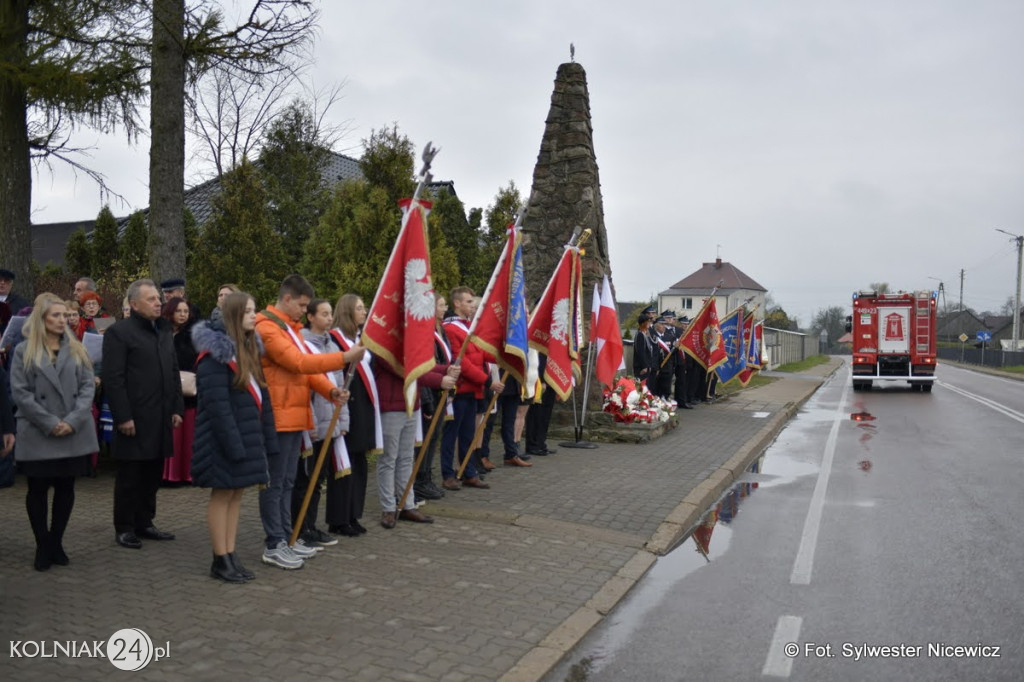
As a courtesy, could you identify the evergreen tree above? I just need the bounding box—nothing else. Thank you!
[191,158,286,312]
[430,189,482,292]
[302,179,396,302]
[64,228,92,277]
[0,0,147,295]
[118,211,149,278]
[360,124,415,205]
[481,180,523,289]
[91,206,120,277]
[259,101,332,269]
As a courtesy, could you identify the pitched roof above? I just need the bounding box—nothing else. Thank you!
[31,149,456,267]
[659,258,766,295]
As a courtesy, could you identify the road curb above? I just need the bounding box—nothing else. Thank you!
[500,368,834,682]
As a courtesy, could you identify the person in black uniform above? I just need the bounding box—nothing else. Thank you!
[651,316,675,399]
[632,314,657,385]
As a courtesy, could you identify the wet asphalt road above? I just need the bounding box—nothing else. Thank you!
[546,362,1024,681]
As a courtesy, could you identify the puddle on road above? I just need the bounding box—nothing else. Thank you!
[553,461,762,681]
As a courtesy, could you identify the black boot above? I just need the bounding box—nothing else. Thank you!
[227,552,255,581]
[210,554,246,583]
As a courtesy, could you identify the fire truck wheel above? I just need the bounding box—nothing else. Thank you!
[922,384,933,393]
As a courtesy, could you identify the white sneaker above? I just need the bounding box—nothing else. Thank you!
[262,542,303,570]
[289,540,320,558]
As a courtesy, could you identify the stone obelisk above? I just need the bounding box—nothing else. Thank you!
[522,61,614,418]
[522,61,612,299]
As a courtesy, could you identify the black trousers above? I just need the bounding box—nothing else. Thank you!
[416,411,444,485]
[525,387,556,453]
[113,459,164,533]
[325,450,368,527]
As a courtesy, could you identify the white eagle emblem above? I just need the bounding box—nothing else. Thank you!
[550,297,570,343]
[404,258,435,321]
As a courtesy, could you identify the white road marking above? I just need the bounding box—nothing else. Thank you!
[790,371,850,586]
[939,381,1024,426]
[762,615,803,677]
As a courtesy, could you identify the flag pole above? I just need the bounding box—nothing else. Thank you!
[560,230,599,449]
[288,406,343,547]
[401,204,529,496]
[296,142,440,538]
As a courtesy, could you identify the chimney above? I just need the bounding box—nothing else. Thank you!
[714,258,722,268]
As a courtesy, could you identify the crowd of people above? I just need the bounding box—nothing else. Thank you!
[0,272,560,582]
[632,306,719,406]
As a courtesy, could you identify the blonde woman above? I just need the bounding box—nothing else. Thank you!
[10,294,98,571]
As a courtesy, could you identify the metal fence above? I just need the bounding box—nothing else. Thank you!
[938,347,1024,368]
[763,327,820,368]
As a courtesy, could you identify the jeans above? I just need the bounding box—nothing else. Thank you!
[440,394,479,480]
[259,431,301,549]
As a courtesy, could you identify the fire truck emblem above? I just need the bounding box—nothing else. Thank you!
[884,312,904,341]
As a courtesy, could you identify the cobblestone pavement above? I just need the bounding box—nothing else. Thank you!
[0,359,843,681]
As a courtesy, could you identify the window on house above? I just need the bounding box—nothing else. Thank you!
[681,298,693,309]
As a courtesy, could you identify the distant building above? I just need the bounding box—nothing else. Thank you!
[658,258,767,320]
[31,150,456,269]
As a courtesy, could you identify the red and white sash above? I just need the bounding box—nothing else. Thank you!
[302,337,351,476]
[329,329,384,456]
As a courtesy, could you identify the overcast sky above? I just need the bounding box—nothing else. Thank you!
[31,0,1024,329]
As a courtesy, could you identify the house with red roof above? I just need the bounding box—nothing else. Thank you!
[657,258,767,321]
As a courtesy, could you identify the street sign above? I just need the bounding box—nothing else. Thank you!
[976,330,992,343]
[958,333,969,343]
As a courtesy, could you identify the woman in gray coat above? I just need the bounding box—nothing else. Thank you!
[10,293,98,571]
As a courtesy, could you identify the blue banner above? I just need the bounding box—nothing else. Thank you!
[715,308,747,384]
[504,234,529,364]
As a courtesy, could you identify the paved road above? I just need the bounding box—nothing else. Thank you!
[547,363,1024,681]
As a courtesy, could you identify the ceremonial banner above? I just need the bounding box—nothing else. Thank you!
[361,198,437,414]
[680,298,728,371]
[737,321,763,386]
[714,307,747,384]
[527,245,582,399]
[469,225,529,385]
[593,274,625,388]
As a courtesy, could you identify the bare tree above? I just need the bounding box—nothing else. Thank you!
[187,63,351,182]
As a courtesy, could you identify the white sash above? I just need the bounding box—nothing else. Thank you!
[303,339,351,476]
[332,329,384,454]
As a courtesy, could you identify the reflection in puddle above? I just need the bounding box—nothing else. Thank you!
[850,410,876,422]
[858,459,872,472]
[555,461,761,679]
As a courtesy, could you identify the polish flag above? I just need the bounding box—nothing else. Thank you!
[593,275,624,388]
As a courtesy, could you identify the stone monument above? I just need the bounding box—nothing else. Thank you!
[522,61,615,419]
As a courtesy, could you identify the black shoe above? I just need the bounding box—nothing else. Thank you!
[116,532,142,549]
[680,403,693,409]
[414,483,443,500]
[136,526,175,541]
[351,520,368,535]
[302,528,339,546]
[226,552,255,580]
[330,524,360,537]
[426,481,446,498]
[210,554,247,583]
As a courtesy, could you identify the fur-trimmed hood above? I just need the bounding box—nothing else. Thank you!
[191,319,264,364]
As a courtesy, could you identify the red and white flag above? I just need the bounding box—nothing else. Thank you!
[592,275,624,388]
[527,245,582,400]
[361,198,437,414]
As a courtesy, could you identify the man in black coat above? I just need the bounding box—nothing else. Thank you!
[102,278,184,549]
[0,268,31,315]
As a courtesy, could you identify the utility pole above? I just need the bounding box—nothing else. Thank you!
[996,229,1023,350]
[959,268,965,363]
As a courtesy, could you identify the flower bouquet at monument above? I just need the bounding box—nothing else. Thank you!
[603,377,676,423]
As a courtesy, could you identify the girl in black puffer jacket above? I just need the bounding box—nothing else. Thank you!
[191,293,278,582]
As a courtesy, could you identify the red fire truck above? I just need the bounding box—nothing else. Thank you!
[847,289,938,392]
